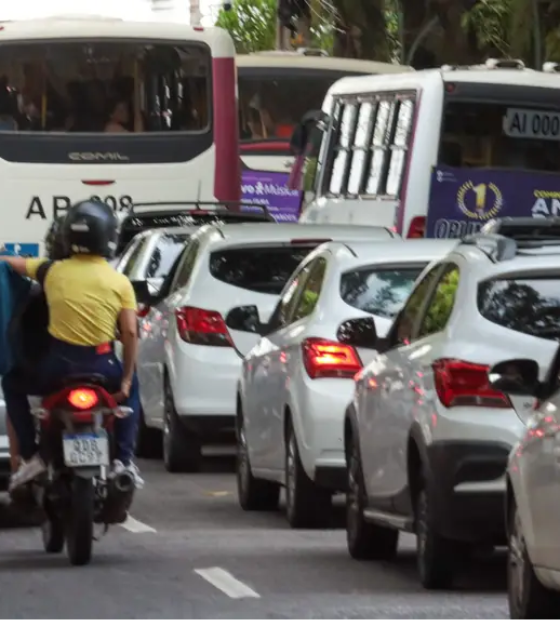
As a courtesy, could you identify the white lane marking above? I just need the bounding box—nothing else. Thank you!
[194,567,260,599]
[120,515,157,533]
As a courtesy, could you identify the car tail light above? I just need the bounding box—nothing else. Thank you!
[407,216,425,238]
[433,359,511,408]
[68,388,99,410]
[175,306,233,347]
[137,304,150,318]
[302,338,362,379]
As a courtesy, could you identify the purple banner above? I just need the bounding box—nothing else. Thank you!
[426,166,560,238]
[241,170,302,223]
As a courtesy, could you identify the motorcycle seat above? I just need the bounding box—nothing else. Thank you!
[61,373,110,389]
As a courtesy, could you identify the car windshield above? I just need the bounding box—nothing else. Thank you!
[340,266,424,318]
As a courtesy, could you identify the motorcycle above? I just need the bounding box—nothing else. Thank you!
[28,373,136,566]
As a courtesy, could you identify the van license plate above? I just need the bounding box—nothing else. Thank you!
[63,432,109,467]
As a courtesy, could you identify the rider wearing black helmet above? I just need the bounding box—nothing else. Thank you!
[1,199,142,490]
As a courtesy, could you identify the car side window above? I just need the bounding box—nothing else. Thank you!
[267,264,314,332]
[417,264,460,338]
[291,258,327,322]
[120,237,147,278]
[388,264,443,347]
[171,240,200,292]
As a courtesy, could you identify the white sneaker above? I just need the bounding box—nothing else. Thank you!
[110,459,144,490]
[8,454,46,491]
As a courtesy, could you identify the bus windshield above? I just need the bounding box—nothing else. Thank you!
[238,70,350,142]
[439,84,560,173]
[0,40,210,135]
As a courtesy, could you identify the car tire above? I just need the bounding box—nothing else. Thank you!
[415,477,457,590]
[508,503,560,618]
[236,413,280,511]
[346,433,399,560]
[135,406,163,459]
[163,379,201,473]
[285,420,331,529]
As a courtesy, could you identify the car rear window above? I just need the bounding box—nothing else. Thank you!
[145,234,190,279]
[209,246,313,294]
[341,266,424,318]
[478,277,560,340]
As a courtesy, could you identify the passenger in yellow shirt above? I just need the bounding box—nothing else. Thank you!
[1,200,143,490]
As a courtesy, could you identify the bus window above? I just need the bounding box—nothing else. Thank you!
[238,73,336,141]
[439,94,560,173]
[0,41,210,135]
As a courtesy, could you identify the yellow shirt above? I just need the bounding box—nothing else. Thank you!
[26,255,137,346]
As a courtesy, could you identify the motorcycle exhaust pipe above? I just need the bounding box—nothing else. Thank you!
[114,470,135,494]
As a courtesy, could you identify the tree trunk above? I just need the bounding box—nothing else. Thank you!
[331,0,390,60]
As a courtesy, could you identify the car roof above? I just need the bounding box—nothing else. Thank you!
[132,225,198,241]
[194,223,396,246]
[341,238,458,260]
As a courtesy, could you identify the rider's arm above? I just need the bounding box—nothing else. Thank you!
[118,279,138,391]
[0,256,29,276]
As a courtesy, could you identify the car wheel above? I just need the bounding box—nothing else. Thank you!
[236,413,280,511]
[346,433,399,560]
[163,379,201,473]
[135,406,163,459]
[508,503,560,618]
[285,420,331,529]
[415,477,457,590]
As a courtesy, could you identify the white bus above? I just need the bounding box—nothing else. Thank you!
[294,58,560,237]
[0,15,239,256]
[237,50,412,173]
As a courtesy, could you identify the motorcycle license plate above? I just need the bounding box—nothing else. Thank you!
[62,432,110,467]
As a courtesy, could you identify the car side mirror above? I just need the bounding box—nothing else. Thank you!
[336,317,378,349]
[131,280,159,307]
[225,305,265,335]
[488,358,540,396]
[147,276,164,296]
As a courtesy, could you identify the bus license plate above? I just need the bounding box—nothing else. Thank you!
[63,432,109,467]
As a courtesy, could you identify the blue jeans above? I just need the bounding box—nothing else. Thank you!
[2,337,140,465]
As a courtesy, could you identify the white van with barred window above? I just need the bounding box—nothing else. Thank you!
[293,59,560,238]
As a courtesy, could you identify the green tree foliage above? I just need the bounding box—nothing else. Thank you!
[215,0,334,54]
[215,0,276,53]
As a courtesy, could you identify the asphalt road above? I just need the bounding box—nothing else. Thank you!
[0,454,508,619]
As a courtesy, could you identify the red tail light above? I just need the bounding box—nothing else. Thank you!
[407,216,426,238]
[175,306,233,347]
[433,359,511,408]
[302,338,362,379]
[137,304,150,318]
[68,388,99,410]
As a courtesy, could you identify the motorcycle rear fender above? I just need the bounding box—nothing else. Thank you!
[73,467,100,479]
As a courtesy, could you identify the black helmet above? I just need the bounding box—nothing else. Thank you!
[62,199,118,258]
[44,215,68,260]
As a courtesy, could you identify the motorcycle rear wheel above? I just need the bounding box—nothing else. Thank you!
[66,477,95,566]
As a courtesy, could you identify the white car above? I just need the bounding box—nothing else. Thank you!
[344,217,560,590]
[135,222,396,472]
[232,239,457,528]
[490,351,560,618]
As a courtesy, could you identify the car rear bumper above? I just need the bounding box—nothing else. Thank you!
[425,440,510,544]
[297,377,353,491]
[172,342,240,420]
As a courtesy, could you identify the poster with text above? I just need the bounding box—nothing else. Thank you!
[426,166,560,238]
[241,170,302,223]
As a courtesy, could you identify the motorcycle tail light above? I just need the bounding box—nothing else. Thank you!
[68,388,99,410]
